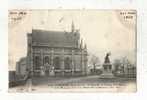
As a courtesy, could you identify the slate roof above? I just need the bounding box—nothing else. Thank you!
[31,29,80,48]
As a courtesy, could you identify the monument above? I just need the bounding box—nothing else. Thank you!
[100,52,114,78]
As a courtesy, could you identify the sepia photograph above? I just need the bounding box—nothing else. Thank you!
[8,10,136,92]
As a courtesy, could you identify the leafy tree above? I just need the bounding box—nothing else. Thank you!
[90,55,100,72]
[113,59,121,71]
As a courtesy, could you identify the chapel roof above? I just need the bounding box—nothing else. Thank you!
[31,29,80,48]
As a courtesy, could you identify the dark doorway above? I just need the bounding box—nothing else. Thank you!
[44,56,50,65]
[64,57,71,69]
[53,57,60,69]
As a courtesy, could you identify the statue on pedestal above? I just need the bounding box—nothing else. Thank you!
[104,53,111,63]
[103,52,112,72]
[100,52,114,78]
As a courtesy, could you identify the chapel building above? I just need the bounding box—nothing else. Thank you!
[27,22,88,76]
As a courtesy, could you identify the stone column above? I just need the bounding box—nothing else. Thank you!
[40,49,45,76]
[51,48,54,66]
[40,49,44,66]
[50,48,54,76]
[71,50,75,76]
[61,48,65,76]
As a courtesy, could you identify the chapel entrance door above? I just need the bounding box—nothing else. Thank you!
[44,56,50,76]
[53,57,60,70]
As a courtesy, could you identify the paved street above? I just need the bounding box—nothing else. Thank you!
[32,75,135,85]
[9,75,136,92]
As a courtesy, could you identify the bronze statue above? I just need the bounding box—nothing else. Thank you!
[104,52,111,64]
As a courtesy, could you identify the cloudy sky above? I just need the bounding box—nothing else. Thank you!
[9,10,136,70]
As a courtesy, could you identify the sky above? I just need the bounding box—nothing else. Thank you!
[8,10,136,70]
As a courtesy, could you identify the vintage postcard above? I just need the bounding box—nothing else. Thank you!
[8,10,136,92]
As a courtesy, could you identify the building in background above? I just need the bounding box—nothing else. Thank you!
[16,57,27,76]
[10,57,28,87]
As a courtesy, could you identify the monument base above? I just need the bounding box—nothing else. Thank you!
[100,72,114,79]
[100,63,114,79]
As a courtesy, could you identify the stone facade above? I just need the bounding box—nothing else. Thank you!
[27,23,88,76]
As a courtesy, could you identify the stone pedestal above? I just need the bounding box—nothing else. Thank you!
[103,63,112,73]
[100,63,114,78]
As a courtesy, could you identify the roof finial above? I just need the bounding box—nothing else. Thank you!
[71,20,75,33]
[80,38,83,49]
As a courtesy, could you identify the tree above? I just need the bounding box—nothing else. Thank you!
[113,59,121,71]
[113,57,131,72]
[90,55,100,72]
